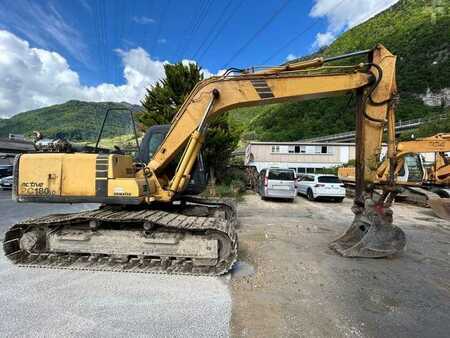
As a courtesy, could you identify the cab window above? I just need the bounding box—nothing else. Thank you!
[268,169,295,181]
[147,132,165,159]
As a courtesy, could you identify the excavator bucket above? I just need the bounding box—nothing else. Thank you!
[428,198,450,220]
[330,199,406,258]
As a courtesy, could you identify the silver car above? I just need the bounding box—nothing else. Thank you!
[0,175,13,190]
[257,168,296,201]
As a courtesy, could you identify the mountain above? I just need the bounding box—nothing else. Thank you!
[0,100,142,141]
[230,0,450,141]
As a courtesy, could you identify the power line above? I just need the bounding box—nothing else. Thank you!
[191,0,234,60]
[151,0,172,55]
[262,19,320,64]
[97,0,108,81]
[185,0,214,58]
[262,0,346,64]
[176,0,215,61]
[222,0,291,68]
[142,0,156,54]
[197,0,246,62]
[173,0,207,61]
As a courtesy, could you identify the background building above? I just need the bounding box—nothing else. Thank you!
[244,140,441,174]
[245,141,357,174]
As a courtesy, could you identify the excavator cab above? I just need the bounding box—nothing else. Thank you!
[397,154,426,183]
[136,124,208,195]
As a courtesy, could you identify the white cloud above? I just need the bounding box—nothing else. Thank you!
[216,69,227,76]
[310,0,398,49]
[0,30,216,118]
[78,0,93,14]
[180,59,215,79]
[286,54,298,61]
[133,16,156,24]
[0,2,88,65]
[312,32,335,49]
[157,38,167,44]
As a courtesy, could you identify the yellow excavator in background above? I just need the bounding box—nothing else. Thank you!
[338,133,450,184]
[4,44,405,275]
[429,148,450,185]
[338,133,450,218]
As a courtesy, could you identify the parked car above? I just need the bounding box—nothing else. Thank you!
[257,168,296,201]
[297,174,345,202]
[0,164,13,179]
[0,175,13,190]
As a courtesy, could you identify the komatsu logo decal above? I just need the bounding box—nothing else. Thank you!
[250,79,274,99]
[113,187,131,196]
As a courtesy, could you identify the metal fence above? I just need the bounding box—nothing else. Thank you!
[299,112,449,143]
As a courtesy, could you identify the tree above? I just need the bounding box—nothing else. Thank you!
[203,114,239,189]
[139,62,204,126]
[139,62,239,189]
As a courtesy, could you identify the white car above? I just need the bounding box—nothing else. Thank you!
[297,174,345,202]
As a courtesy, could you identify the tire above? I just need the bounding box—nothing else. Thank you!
[260,194,266,201]
[307,189,315,201]
[335,197,344,203]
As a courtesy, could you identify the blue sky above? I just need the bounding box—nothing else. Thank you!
[0,0,398,117]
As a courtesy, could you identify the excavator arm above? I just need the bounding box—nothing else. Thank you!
[139,44,404,258]
[147,71,372,200]
[431,152,450,182]
[146,46,396,201]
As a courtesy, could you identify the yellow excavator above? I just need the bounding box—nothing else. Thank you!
[338,133,450,184]
[429,149,450,185]
[4,44,405,275]
[338,133,450,218]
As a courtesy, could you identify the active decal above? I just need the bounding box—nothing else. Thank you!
[20,182,56,195]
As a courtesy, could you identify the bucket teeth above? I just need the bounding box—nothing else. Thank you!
[330,199,406,258]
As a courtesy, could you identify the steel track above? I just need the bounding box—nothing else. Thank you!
[3,198,238,276]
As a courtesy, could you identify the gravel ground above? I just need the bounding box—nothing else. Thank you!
[0,190,231,338]
[2,189,450,337]
[231,193,450,338]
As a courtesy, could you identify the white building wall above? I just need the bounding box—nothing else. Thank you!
[246,140,441,173]
[339,146,349,163]
[245,142,357,173]
[249,161,343,173]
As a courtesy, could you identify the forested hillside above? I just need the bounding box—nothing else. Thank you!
[1,1,448,144]
[0,100,141,141]
[230,0,450,141]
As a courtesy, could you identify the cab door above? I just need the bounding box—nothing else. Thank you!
[400,155,425,183]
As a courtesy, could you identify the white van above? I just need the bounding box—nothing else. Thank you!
[257,168,296,201]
